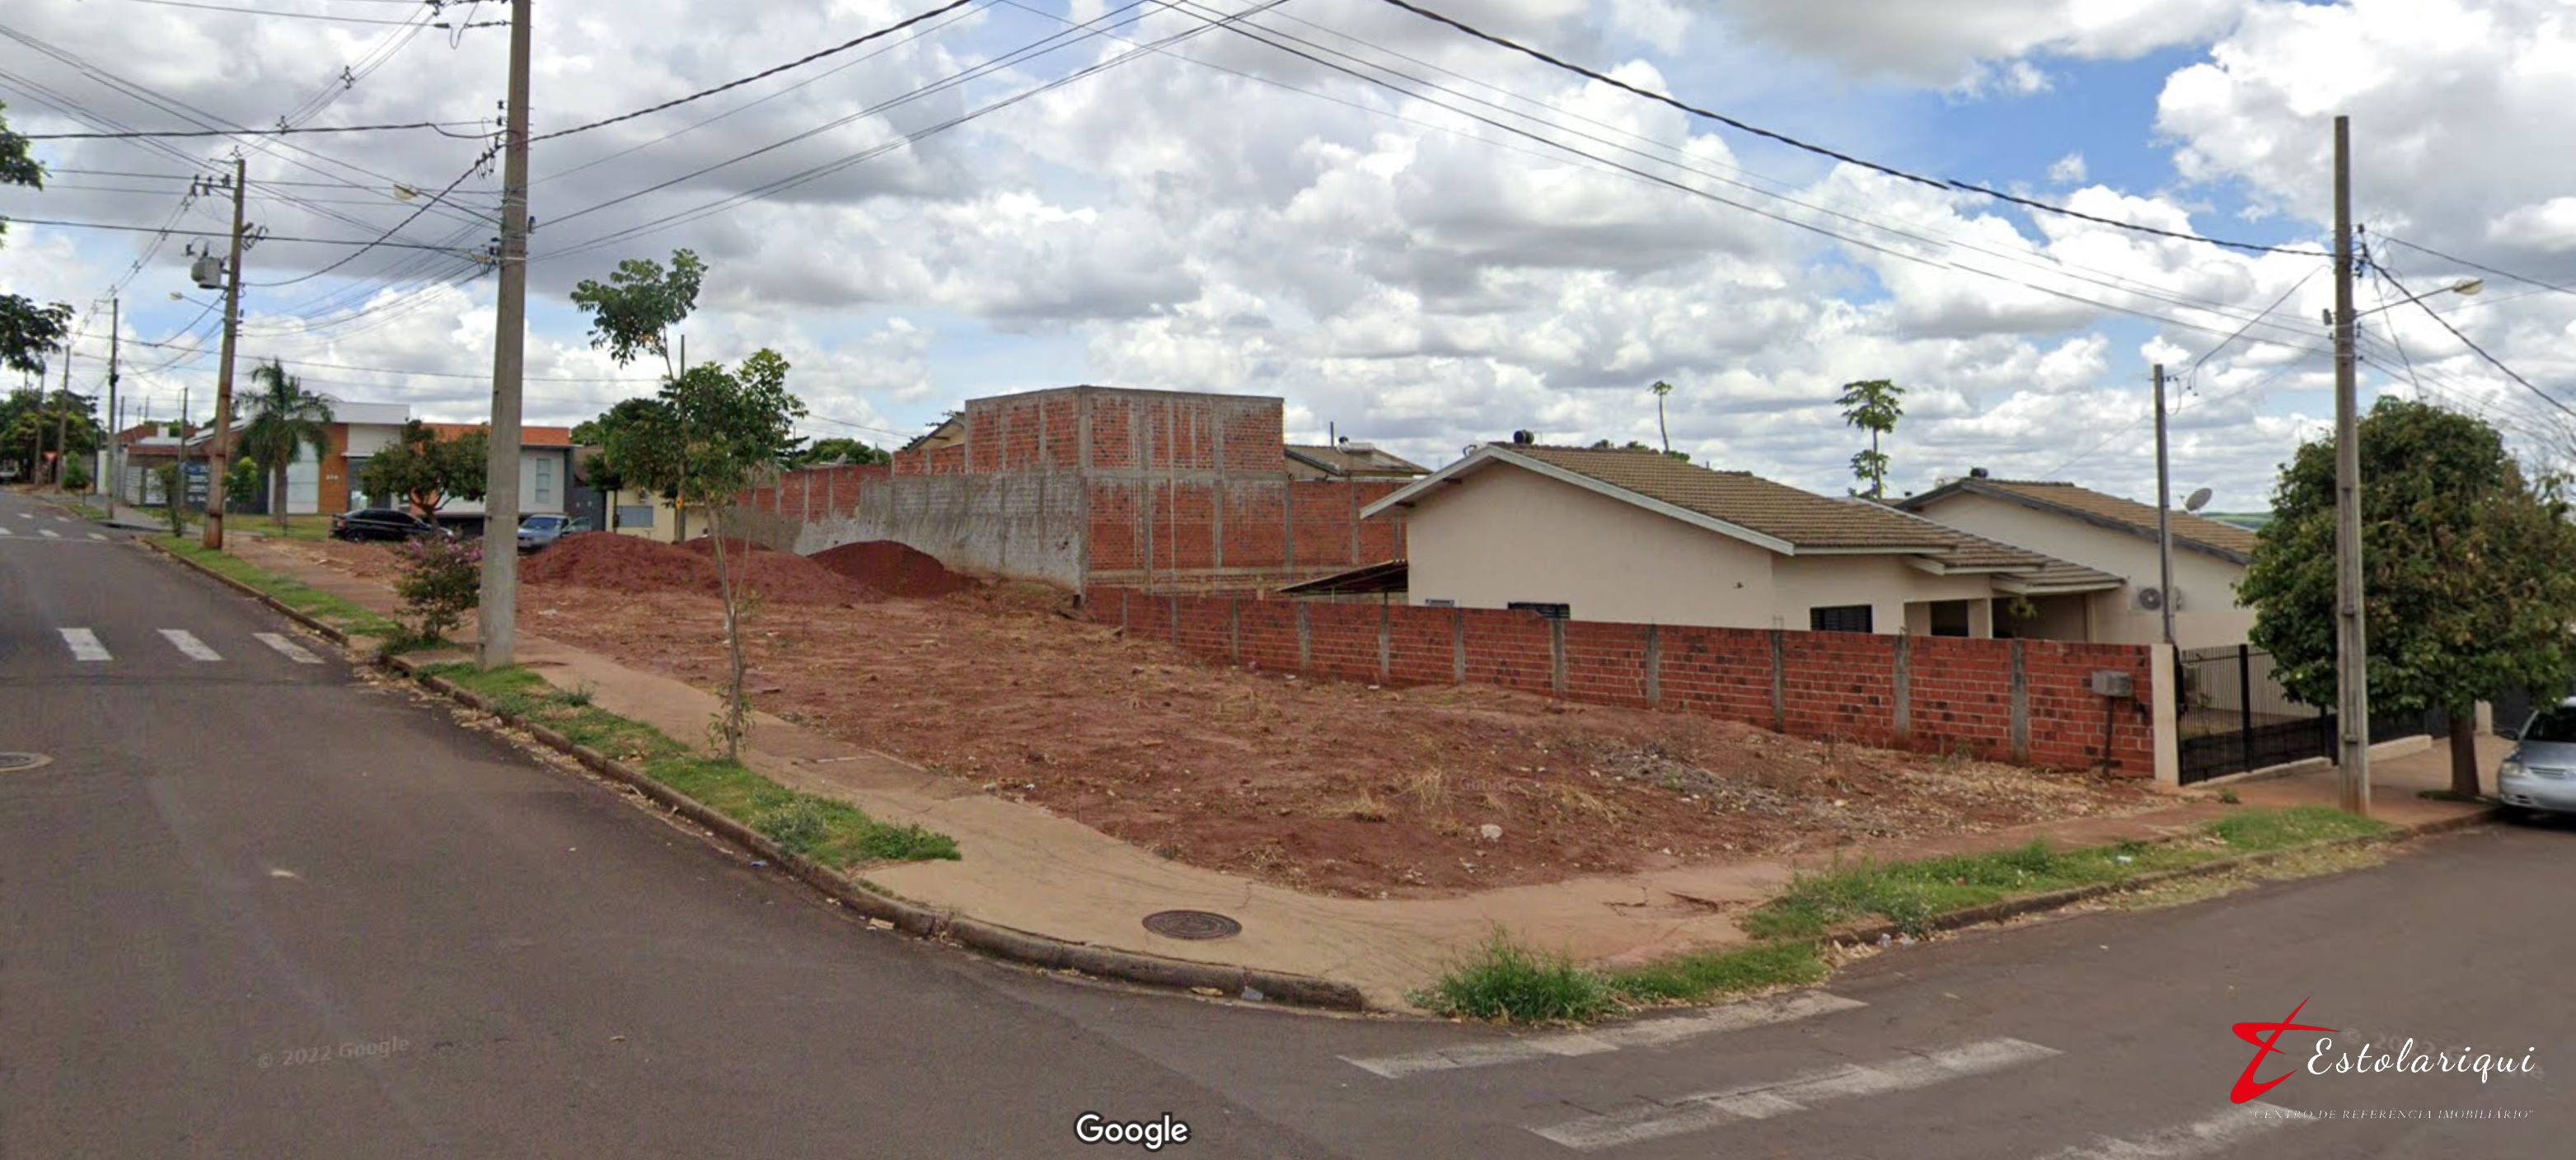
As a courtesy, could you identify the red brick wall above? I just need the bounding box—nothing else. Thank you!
[1089,587,2163,775]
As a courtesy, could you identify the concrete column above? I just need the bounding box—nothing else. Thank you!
[1892,634,1913,739]
[1377,600,1391,684]
[1643,623,1662,709]
[1768,629,1786,732]
[1451,606,1466,684]
[1295,603,1313,671]
[2009,640,2031,763]
[1229,600,1241,664]
[1967,597,1994,639]
[2151,643,2181,786]
[1549,618,1567,696]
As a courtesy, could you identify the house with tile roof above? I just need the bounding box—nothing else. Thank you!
[1895,472,2257,648]
[1359,441,2127,640]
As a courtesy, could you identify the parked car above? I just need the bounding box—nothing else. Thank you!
[330,508,448,542]
[516,514,590,551]
[2498,697,2576,818]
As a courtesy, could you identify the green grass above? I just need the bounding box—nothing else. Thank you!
[420,662,958,866]
[239,514,339,541]
[1745,807,2395,940]
[155,535,405,641]
[1607,940,1829,1004]
[1412,933,1616,1022]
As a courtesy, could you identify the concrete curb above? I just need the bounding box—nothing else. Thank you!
[143,537,1370,1013]
[1825,806,2494,948]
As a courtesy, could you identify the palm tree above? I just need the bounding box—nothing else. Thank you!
[237,359,334,530]
[1650,379,1675,454]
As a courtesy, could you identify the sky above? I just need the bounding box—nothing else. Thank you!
[3,0,2574,511]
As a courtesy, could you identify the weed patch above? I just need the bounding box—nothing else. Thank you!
[1607,941,1828,1004]
[1414,933,1614,1022]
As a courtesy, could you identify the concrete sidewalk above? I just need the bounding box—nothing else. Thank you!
[203,535,2493,1008]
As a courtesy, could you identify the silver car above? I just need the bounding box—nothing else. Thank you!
[516,514,589,552]
[2499,697,2576,817]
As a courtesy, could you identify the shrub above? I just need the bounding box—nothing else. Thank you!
[392,536,481,642]
[156,463,188,536]
[1413,932,1614,1022]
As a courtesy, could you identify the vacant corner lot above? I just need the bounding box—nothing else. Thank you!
[292,535,2166,898]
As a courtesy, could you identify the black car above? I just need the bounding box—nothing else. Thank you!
[330,508,448,542]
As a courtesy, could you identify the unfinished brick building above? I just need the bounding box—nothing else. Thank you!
[731,386,1412,592]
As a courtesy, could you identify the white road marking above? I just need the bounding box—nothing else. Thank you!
[158,629,223,662]
[0,525,12,536]
[1346,992,1868,1078]
[1529,1037,2062,1151]
[13,512,29,518]
[54,515,70,522]
[2035,1103,2299,1159]
[59,628,112,662]
[267,868,300,880]
[87,532,106,541]
[38,529,59,539]
[254,632,323,665]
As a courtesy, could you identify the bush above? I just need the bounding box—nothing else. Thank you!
[392,536,481,642]
[1413,932,1614,1022]
[62,458,91,490]
[156,464,188,536]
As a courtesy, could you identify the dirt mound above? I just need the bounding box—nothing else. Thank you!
[525,533,873,606]
[809,540,975,598]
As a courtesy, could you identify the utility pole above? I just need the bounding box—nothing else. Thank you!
[203,156,246,550]
[102,296,119,501]
[476,0,533,670]
[53,344,71,491]
[2153,362,2175,648]
[2330,114,2370,816]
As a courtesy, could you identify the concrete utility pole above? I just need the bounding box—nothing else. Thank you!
[2152,362,2175,648]
[102,296,119,500]
[2330,114,2370,816]
[204,156,246,550]
[476,0,534,670]
[53,343,71,491]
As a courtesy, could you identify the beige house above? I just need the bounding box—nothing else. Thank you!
[1896,474,2259,648]
[1362,443,2123,638]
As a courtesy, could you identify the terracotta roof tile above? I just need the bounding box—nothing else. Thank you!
[1502,445,1960,550]
[1967,479,2259,557]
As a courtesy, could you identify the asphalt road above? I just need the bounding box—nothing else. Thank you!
[4,488,2572,1158]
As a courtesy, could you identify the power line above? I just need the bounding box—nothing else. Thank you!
[1367,0,2326,257]
[108,0,507,27]
[21,119,494,141]
[2377,265,2576,421]
[527,0,982,144]
[247,150,496,286]
[5,216,476,250]
[2379,236,2576,299]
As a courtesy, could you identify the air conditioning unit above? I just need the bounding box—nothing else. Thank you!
[2133,585,2184,612]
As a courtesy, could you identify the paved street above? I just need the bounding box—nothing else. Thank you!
[4,488,2573,1158]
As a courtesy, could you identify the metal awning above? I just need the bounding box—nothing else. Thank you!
[1277,559,1408,596]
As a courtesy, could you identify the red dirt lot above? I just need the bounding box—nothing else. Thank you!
[302,536,2166,899]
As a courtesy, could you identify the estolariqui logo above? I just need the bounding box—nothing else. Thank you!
[2231,999,2542,1118]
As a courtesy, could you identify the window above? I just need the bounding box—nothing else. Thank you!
[1810,605,1874,634]
[533,457,555,506]
[616,504,657,528]
[1508,601,1571,620]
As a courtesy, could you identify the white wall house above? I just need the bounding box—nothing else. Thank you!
[1364,443,2126,639]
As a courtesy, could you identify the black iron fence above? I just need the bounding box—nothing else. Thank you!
[2176,643,2462,783]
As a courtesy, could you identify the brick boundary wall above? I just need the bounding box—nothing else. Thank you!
[1090,587,2162,775]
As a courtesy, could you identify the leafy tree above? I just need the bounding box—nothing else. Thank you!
[237,359,333,530]
[2241,397,2576,796]
[2,387,99,483]
[568,249,704,377]
[1650,379,1675,455]
[612,348,808,759]
[1585,437,1688,462]
[224,456,260,508]
[789,436,888,468]
[359,420,489,515]
[1836,378,1905,498]
[2,102,76,380]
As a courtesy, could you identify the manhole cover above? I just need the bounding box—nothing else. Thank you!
[1142,910,1242,941]
[0,752,52,773]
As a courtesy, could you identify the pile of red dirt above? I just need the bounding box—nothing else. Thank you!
[809,540,976,598]
[523,533,873,606]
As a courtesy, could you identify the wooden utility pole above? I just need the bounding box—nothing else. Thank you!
[203,156,246,550]
[2331,115,2370,816]
[2153,362,2175,647]
[476,0,534,669]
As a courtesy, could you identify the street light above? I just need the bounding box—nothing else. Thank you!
[2353,277,2482,318]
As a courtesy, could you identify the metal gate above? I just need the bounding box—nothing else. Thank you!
[2176,644,2333,784]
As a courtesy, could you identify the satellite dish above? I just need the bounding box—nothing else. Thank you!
[2184,487,2213,512]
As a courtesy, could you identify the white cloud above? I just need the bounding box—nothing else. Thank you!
[2047,152,2088,184]
[1714,0,2248,87]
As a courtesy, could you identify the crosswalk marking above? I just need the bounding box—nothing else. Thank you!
[0,524,12,536]
[59,629,111,662]
[158,629,223,662]
[1346,992,1867,1078]
[1529,1037,2061,1151]
[38,528,59,539]
[2035,1103,2298,1159]
[254,632,323,665]
[87,532,106,541]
